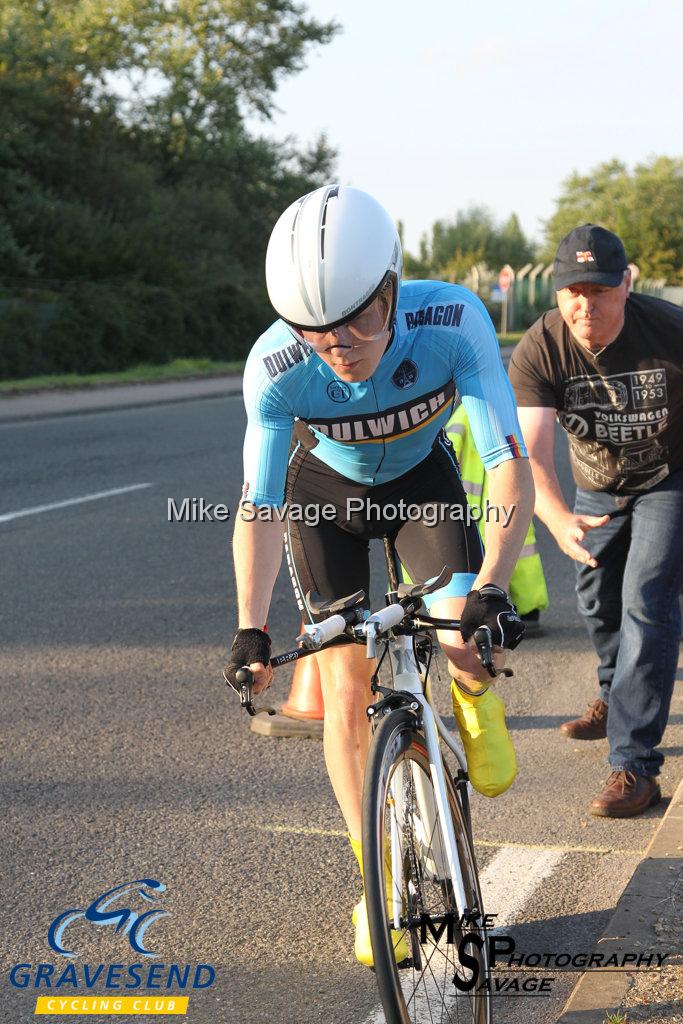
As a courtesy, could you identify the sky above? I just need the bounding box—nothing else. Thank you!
[250,0,683,254]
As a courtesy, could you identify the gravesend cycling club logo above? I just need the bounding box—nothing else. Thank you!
[327,379,351,403]
[48,879,169,958]
[8,878,217,1017]
[391,359,419,389]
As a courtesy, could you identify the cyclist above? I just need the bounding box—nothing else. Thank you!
[227,185,534,966]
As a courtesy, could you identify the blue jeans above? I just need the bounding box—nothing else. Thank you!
[574,469,683,776]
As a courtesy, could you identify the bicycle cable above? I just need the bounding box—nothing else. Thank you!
[370,640,390,693]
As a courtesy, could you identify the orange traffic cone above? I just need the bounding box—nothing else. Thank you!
[250,632,324,738]
[282,655,325,721]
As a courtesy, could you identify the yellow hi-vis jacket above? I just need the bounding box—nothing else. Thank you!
[446,403,549,615]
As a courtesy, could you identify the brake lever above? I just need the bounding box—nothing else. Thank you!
[224,666,277,717]
[472,627,514,679]
[473,627,497,679]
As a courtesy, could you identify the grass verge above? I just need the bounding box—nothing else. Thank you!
[0,335,523,394]
[0,358,244,394]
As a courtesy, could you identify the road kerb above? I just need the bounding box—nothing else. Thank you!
[0,375,243,421]
[557,775,683,1023]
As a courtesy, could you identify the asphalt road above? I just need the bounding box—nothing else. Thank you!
[1,395,681,1024]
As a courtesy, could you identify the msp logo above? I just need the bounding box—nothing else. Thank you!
[48,879,169,959]
[391,359,419,389]
[327,380,351,403]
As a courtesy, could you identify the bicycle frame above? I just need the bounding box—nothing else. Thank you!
[381,632,472,929]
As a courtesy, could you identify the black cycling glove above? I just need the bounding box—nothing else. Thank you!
[225,627,272,688]
[460,585,525,649]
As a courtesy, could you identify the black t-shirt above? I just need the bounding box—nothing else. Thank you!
[508,293,683,494]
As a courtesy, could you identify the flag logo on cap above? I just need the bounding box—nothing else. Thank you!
[575,250,595,263]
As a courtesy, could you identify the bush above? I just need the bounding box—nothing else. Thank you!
[0,2,337,378]
[0,300,54,377]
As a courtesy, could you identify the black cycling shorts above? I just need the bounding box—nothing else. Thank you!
[283,424,483,623]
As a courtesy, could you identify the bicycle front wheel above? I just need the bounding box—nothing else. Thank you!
[362,709,490,1024]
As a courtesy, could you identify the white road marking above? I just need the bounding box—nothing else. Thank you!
[0,483,153,523]
[362,844,565,1023]
[479,845,565,929]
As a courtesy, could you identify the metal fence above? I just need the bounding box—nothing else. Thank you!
[460,263,683,334]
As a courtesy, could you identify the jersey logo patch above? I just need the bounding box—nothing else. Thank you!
[391,359,419,389]
[327,380,351,403]
[308,381,455,444]
[263,339,309,380]
[405,303,464,331]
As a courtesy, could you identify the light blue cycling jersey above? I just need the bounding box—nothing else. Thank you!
[242,280,527,507]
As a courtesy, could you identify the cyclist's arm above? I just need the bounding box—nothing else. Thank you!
[476,457,534,592]
[446,289,534,590]
[234,352,295,630]
[233,513,284,629]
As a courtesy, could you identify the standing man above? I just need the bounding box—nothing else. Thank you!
[509,224,683,817]
[227,185,534,965]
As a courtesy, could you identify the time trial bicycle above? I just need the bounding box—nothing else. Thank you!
[228,539,503,1024]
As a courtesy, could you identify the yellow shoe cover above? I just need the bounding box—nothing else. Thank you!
[451,682,517,797]
[353,893,410,968]
[349,836,410,967]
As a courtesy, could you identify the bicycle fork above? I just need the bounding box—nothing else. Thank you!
[384,637,470,926]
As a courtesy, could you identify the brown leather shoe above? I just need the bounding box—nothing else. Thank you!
[559,698,608,740]
[590,771,661,818]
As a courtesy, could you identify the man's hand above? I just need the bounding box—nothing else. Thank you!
[460,585,525,649]
[225,628,273,695]
[549,512,610,567]
[245,662,273,694]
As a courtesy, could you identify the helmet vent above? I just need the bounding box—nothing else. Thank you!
[320,185,340,261]
[290,200,304,261]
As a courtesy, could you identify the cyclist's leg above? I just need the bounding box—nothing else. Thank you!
[284,437,376,840]
[318,644,376,838]
[348,833,410,968]
[432,596,517,797]
[393,435,516,796]
[285,440,422,966]
[391,431,483,686]
[285,516,374,839]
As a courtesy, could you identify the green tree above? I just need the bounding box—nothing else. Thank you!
[543,157,683,283]
[489,213,535,270]
[0,1,339,377]
[404,205,535,281]
[403,235,433,279]
[1,1,336,116]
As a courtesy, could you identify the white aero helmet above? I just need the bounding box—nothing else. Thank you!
[265,184,402,331]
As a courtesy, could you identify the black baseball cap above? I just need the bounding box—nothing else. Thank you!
[553,224,627,290]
